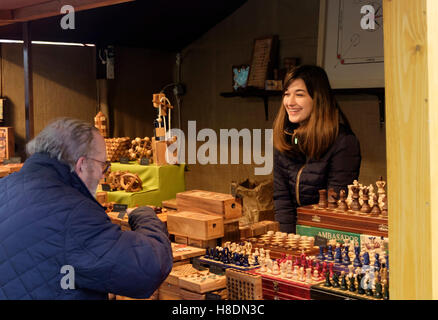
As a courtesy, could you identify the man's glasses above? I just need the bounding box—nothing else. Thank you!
[86,157,111,174]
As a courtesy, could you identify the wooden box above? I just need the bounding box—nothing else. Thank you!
[176,190,242,221]
[222,219,241,243]
[167,211,224,240]
[249,269,321,300]
[171,243,206,263]
[0,127,14,161]
[297,205,388,237]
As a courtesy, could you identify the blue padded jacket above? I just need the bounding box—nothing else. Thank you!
[0,153,173,299]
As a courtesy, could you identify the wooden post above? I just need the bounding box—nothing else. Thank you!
[23,21,34,141]
[383,0,438,299]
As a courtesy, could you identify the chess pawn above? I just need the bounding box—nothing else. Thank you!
[337,189,348,212]
[305,268,312,283]
[360,187,372,214]
[292,265,299,280]
[370,194,381,216]
[312,269,320,282]
[299,267,305,282]
[327,188,338,209]
[318,189,328,208]
[340,271,347,290]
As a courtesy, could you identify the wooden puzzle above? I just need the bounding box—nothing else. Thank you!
[226,268,263,300]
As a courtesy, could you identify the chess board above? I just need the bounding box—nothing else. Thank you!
[297,205,388,237]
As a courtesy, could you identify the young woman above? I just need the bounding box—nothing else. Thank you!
[273,65,361,233]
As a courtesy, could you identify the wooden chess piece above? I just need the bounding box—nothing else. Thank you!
[318,189,328,208]
[381,195,388,216]
[370,194,381,216]
[376,176,386,206]
[360,186,371,214]
[340,271,347,290]
[327,188,338,209]
[337,189,348,212]
[350,185,361,212]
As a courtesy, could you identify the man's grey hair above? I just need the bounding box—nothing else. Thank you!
[26,117,100,172]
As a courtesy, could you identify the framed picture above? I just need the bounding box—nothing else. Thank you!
[247,35,278,89]
[232,65,250,91]
[317,0,384,89]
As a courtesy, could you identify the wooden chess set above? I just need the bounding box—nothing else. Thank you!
[297,178,388,237]
[246,231,319,260]
[248,252,324,300]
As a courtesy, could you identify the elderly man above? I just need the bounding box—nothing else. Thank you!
[0,118,173,299]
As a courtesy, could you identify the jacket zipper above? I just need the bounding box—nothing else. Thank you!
[295,160,308,206]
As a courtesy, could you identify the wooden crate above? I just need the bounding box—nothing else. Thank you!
[0,127,14,161]
[167,211,224,240]
[176,190,242,221]
[297,205,388,237]
[226,268,263,300]
[222,219,241,243]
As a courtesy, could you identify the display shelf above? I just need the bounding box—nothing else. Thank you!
[220,88,282,121]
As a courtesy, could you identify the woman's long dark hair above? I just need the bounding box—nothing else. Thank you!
[273,65,352,160]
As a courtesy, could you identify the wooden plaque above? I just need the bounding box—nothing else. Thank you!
[247,36,278,89]
[167,211,224,240]
[176,190,242,221]
[297,205,388,237]
[0,127,14,161]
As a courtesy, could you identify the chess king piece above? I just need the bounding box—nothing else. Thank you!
[326,245,334,262]
[318,189,328,208]
[360,186,372,214]
[327,188,338,209]
[350,185,361,212]
[337,189,348,212]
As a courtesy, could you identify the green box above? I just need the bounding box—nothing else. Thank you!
[296,225,361,246]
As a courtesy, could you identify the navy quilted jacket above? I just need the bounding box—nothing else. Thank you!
[0,153,173,300]
[274,124,361,233]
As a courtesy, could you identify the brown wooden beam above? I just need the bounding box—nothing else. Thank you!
[11,0,134,23]
[23,21,34,142]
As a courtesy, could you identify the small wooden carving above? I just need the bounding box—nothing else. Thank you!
[120,173,143,192]
[360,187,371,214]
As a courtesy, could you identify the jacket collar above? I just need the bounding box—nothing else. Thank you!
[23,152,97,202]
